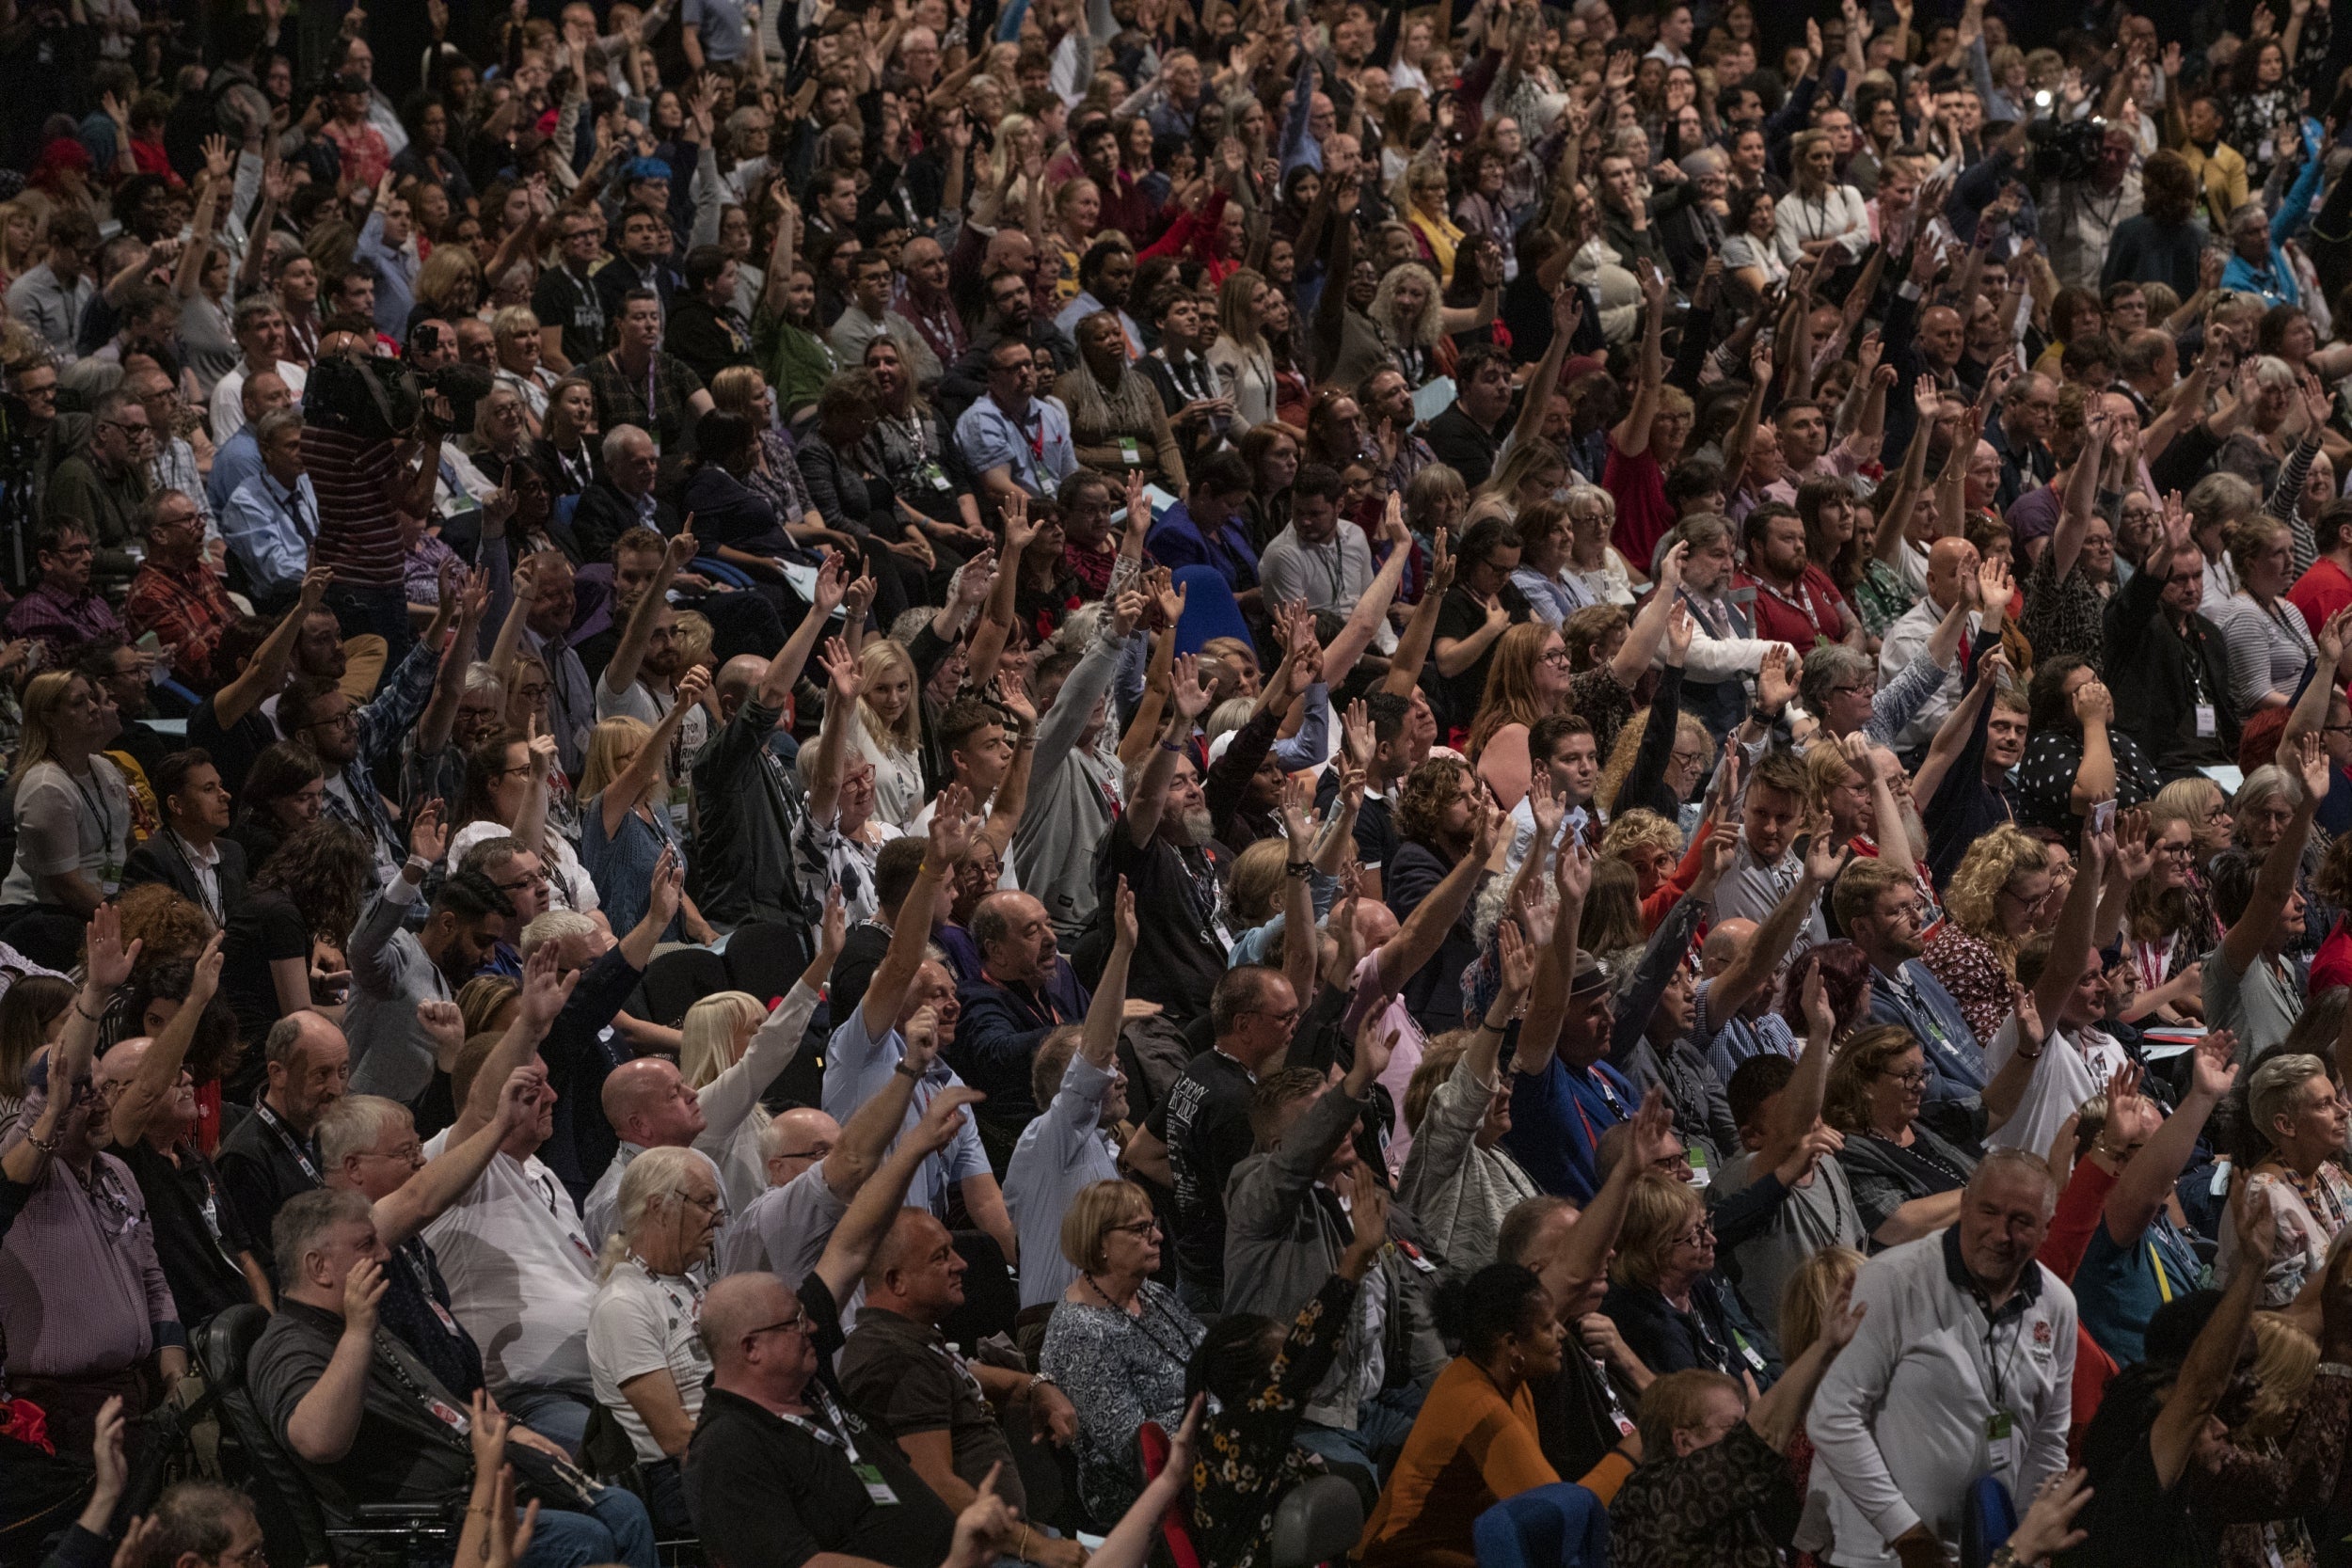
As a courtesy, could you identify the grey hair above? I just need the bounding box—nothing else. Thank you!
[271,1187,372,1289]
[600,1145,708,1276]
[253,406,305,448]
[1800,643,1873,716]
[2253,354,2297,391]
[1966,1147,2058,1215]
[2249,1053,2333,1147]
[2185,471,2259,534]
[601,423,654,466]
[316,1093,413,1168]
[1204,695,1256,747]
[519,909,597,958]
[462,661,504,701]
[2234,763,2306,820]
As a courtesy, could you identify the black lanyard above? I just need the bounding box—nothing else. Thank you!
[255,1101,324,1186]
[66,765,119,869]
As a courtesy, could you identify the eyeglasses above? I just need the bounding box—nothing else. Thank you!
[679,1192,724,1216]
[1108,1217,1160,1238]
[745,1312,812,1343]
[773,1142,834,1162]
[1245,1006,1301,1028]
[304,711,358,731]
[215,1543,270,1568]
[1671,1218,1715,1247]
[1880,1068,1930,1088]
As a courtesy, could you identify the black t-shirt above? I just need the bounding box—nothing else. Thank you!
[1531,1349,1639,1486]
[214,1101,325,1276]
[1104,828,1229,1023]
[248,1297,475,1513]
[190,698,280,800]
[684,1275,959,1568]
[221,889,310,1047]
[109,1136,254,1325]
[1384,839,1484,1031]
[836,1305,1024,1514]
[1432,582,1534,735]
[1144,1049,1258,1302]
[532,261,608,370]
[2074,1395,2208,1568]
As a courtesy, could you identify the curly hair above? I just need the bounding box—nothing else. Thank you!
[1397,755,1474,847]
[1776,939,1875,1040]
[1942,823,2051,966]
[1369,261,1443,349]
[252,819,375,944]
[1600,806,1683,864]
[112,883,216,965]
[1822,1023,1927,1133]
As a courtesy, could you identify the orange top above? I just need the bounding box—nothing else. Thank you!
[1357,1355,1634,1567]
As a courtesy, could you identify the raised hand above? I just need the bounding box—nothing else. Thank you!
[2300,730,2334,804]
[1338,1160,1391,1272]
[85,901,142,991]
[647,843,684,927]
[1556,835,1594,907]
[1803,964,1837,1041]
[1168,653,1214,722]
[1111,875,1137,952]
[2007,1470,2092,1566]
[419,999,466,1062]
[342,1254,388,1337]
[927,783,979,865]
[410,796,450,865]
[517,940,578,1028]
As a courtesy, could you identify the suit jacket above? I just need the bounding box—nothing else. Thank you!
[569,479,678,568]
[122,831,248,919]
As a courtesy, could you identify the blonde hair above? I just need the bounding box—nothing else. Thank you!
[2243,1313,2319,1442]
[2151,776,2225,841]
[708,364,769,418]
[1216,265,1269,357]
[856,640,922,754]
[674,610,713,672]
[1609,1171,1706,1289]
[1404,1027,1479,1132]
[1227,836,1291,928]
[1943,823,2050,966]
[1370,261,1443,349]
[1599,806,1684,863]
[14,670,87,778]
[1058,1179,1153,1273]
[680,990,767,1090]
[1778,1245,1865,1360]
[490,304,540,341]
[414,243,483,317]
[578,714,657,802]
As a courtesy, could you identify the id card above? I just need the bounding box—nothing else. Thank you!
[2196,703,2217,737]
[1118,437,1142,467]
[852,1462,899,1507]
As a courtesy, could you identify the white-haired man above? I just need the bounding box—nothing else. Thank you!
[1804,1149,2076,1568]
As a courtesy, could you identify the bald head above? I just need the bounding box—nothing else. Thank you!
[761,1105,839,1186]
[599,1057,706,1148]
[970,890,1054,984]
[1699,919,1756,974]
[98,1035,156,1083]
[1926,536,1979,606]
[716,655,771,714]
[702,1272,797,1372]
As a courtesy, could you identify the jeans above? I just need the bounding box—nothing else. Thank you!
[1293,1379,1433,1507]
[498,1384,595,1457]
[326,580,414,670]
[515,1484,656,1568]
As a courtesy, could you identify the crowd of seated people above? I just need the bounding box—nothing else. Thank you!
[22,0,2352,1562]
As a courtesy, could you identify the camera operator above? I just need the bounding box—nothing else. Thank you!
[2034,119,2144,292]
[301,338,470,666]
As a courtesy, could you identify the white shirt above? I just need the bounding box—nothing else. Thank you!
[1981,1017,2127,1163]
[587,1256,710,1463]
[723,1161,850,1280]
[419,1135,602,1394]
[1803,1233,2076,1567]
[209,358,309,447]
[1878,593,1976,752]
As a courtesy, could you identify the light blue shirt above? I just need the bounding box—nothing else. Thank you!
[952,392,1078,499]
[819,998,991,1220]
[683,0,750,60]
[1054,293,1142,358]
[219,471,317,594]
[1004,1052,1121,1307]
[353,209,419,340]
[206,426,262,516]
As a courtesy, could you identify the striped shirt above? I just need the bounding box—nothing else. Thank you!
[298,424,407,590]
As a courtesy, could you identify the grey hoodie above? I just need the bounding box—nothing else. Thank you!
[1012,606,1133,941]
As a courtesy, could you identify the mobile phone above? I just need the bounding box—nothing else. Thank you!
[2091,799,2116,836]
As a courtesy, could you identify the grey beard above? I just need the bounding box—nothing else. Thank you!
[1180,808,1216,845]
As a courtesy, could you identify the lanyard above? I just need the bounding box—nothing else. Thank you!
[255,1101,325,1186]
[67,765,119,866]
[775,1386,867,1464]
[1755,573,1830,639]
[164,829,222,924]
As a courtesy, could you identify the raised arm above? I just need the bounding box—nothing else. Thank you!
[598,666,709,839]
[215,567,328,729]
[2222,738,2328,977]
[2107,1033,2236,1246]
[1381,530,1454,696]
[604,531,697,697]
[1124,655,1213,846]
[1374,794,1499,995]
[1609,263,1669,459]
[2154,1204,2286,1487]
[1710,825,1846,1023]
[861,792,975,1037]
[811,1079,986,1304]
[755,549,850,711]
[1513,839,1591,1081]
[415,564,492,759]
[2050,412,2113,583]
[105,929,225,1148]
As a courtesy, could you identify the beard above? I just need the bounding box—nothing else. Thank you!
[1178,808,1216,845]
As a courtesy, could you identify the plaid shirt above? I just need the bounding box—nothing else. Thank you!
[124,560,236,689]
[583,350,706,458]
[320,636,443,875]
[2,581,123,658]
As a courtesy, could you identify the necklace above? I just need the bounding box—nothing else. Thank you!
[1083,1273,1196,1365]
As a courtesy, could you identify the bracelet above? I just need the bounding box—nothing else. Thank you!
[1285,860,1313,879]
[1159,739,1184,753]
[26,1125,59,1153]
[72,1000,100,1023]
[1480,1015,1509,1035]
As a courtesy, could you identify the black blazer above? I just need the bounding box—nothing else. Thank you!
[123,831,248,919]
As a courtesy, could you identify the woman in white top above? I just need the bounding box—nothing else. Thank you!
[1772,130,1871,270]
[676,935,837,1212]
[1205,266,1279,432]
[490,304,559,434]
[1721,185,1789,302]
[2214,515,2318,711]
[1,673,134,932]
[587,1146,723,1528]
[448,726,605,925]
[852,639,927,829]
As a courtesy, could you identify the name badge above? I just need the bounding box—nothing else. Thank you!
[852,1462,900,1506]
[2196,703,2217,737]
[428,1396,471,1434]
[1118,437,1142,467]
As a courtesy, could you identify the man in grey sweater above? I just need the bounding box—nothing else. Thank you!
[1012,586,1146,942]
[345,801,514,1101]
[1221,1009,1447,1498]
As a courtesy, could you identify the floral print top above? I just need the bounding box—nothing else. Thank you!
[1189,1272,1359,1568]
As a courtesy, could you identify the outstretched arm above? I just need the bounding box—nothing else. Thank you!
[2221,736,2328,976]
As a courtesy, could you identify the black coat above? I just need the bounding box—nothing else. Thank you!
[122,832,248,920]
